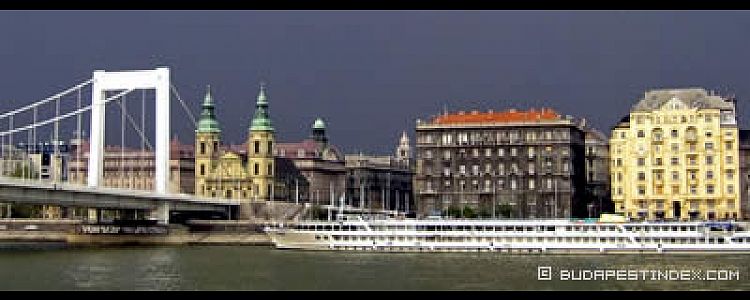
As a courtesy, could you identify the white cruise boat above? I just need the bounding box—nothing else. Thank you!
[265,216,750,254]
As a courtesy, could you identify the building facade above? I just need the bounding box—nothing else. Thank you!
[739,129,750,220]
[610,88,740,221]
[275,118,346,207]
[194,84,275,206]
[67,138,195,194]
[414,108,587,219]
[584,126,612,217]
[344,131,414,213]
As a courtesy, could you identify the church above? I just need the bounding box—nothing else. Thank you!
[193,83,275,204]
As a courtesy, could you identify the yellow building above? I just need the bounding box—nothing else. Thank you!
[194,84,275,204]
[610,88,740,221]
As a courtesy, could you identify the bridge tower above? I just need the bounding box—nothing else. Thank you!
[88,67,171,194]
[194,85,221,197]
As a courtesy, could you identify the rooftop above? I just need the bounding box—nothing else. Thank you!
[430,108,560,125]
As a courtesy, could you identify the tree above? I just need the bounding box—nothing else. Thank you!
[497,203,513,218]
[462,205,477,219]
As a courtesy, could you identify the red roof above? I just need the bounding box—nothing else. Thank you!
[433,108,560,125]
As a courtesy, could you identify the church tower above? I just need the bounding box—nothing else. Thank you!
[311,117,328,145]
[195,85,221,197]
[396,130,411,165]
[248,82,275,202]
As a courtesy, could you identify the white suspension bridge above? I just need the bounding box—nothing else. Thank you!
[0,67,240,224]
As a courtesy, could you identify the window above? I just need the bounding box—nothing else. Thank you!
[637,158,645,166]
[655,157,662,166]
[472,165,479,176]
[443,168,451,176]
[528,163,535,175]
[706,170,714,180]
[671,157,679,165]
[726,156,734,164]
[547,178,553,190]
[726,142,733,150]
[727,170,735,180]
[498,148,505,157]
[707,185,715,194]
[690,185,697,195]
[498,164,505,175]
[254,141,260,154]
[485,163,492,174]
[616,158,623,167]
[672,171,679,181]
[617,187,623,195]
[706,156,714,165]
[528,147,535,158]
[528,179,535,190]
[705,115,712,123]
[200,142,206,155]
[511,148,517,156]
[459,165,466,175]
[705,142,714,150]
[638,172,645,181]
[485,148,492,157]
[637,130,645,138]
[638,186,646,195]
[728,184,735,194]
[671,130,678,138]
[268,141,273,154]
[254,163,259,175]
[200,164,205,176]
[671,143,679,152]
[213,141,218,153]
[472,148,479,158]
[268,164,273,176]
[511,179,517,190]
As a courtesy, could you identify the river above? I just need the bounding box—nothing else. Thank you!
[0,244,747,290]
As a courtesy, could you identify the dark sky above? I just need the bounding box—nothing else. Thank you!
[2,11,750,154]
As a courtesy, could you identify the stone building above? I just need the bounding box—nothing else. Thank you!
[414,108,587,219]
[610,88,740,221]
[67,137,195,194]
[344,131,414,213]
[584,126,612,217]
[274,118,346,207]
[739,129,750,220]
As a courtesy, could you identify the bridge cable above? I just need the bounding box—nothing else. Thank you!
[120,93,126,186]
[53,95,60,183]
[169,84,197,127]
[0,79,93,121]
[76,86,82,182]
[141,90,145,188]
[0,89,134,137]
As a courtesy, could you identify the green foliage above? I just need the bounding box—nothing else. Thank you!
[497,203,513,218]
[9,165,37,179]
[462,206,477,219]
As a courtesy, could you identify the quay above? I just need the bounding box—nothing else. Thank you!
[0,219,275,247]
